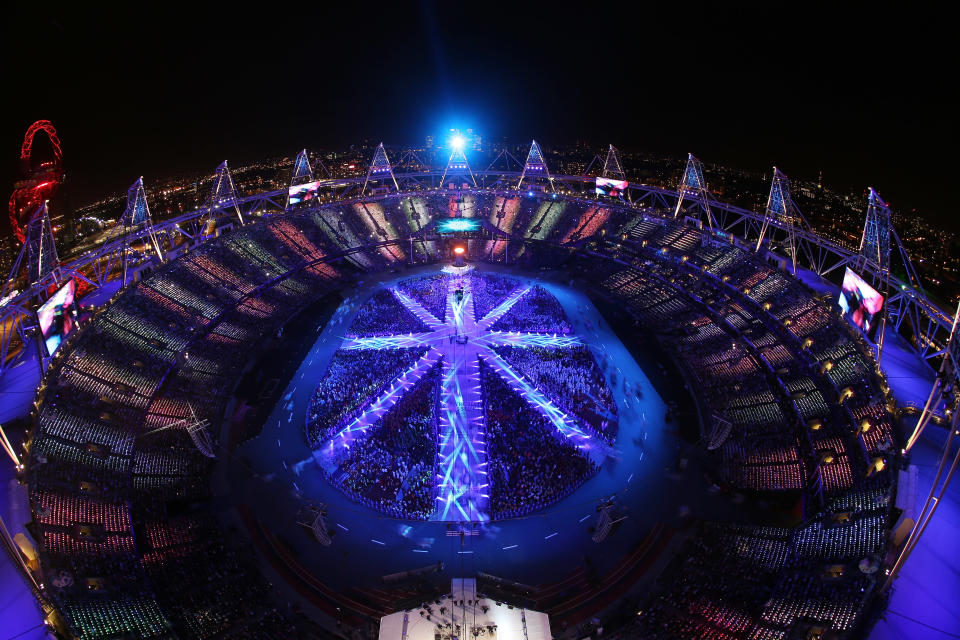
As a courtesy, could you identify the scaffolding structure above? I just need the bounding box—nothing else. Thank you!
[756,167,808,275]
[3,202,60,298]
[591,498,625,543]
[297,504,333,546]
[603,144,625,180]
[440,147,476,188]
[673,153,715,230]
[141,403,216,459]
[286,149,317,210]
[94,178,164,287]
[516,140,554,192]
[362,143,399,195]
[203,160,244,227]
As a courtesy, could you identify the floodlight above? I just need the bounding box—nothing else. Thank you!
[450,135,466,151]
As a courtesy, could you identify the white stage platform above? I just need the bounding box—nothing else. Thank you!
[378,579,551,640]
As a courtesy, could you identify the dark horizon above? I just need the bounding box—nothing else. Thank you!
[3,3,953,235]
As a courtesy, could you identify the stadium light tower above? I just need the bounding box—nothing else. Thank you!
[440,136,477,188]
[3,201,62,294]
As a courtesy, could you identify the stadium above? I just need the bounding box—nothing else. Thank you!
[1,137,957,640]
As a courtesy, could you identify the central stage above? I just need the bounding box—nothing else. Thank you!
[311,267,614,521]
[378,579,551,640]
[216,263,760,603]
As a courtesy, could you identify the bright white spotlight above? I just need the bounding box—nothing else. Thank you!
[450,135,466,151]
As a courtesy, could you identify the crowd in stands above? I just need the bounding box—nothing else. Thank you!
[561,205,611,244]
[305,347,427,447]
[328,363,441,519]
[138,508,344,640]
[490,284,573,334]
[481,359,597,518]
[26,213,357,639]
[493,345,618,443]
[522,198,568,242]
[611,503,889,639]
[469,273,518,321]
[347,289,430,337]
[22,191,898,640]
[583,211,897,638]
[397,274,448,322]
[621,522,789,640]
[593,220,893,505]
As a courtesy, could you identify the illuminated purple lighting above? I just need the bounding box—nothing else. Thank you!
[311,271,614,521]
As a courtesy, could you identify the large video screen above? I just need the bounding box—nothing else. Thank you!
[38,279,77,356]
[596,177,628,197]
[436,218,481,234]
[838,268,884,335]
[288,180,320,206]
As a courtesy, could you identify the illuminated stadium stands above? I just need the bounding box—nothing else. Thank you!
[22,189,897,639]
[25,211,356,638]
[397,273,449,322]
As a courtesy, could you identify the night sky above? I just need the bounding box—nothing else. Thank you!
[3,3,953,236]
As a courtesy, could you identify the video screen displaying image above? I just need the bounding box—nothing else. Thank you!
[288,181,320,205]
[838,267,884,334]
[436,218,481,233]
[595,177,628,197]
[38,279,77,356]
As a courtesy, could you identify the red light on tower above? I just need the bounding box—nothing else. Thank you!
[453,246,465,255]
[9,120,64,244]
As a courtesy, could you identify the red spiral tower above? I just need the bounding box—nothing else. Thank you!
[8,120,63,243]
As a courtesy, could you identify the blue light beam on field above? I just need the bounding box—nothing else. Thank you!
[476,330,581,349]
[316,349,442,470]
[311,269,616,520]
[482,350,604,457]
[342,333,435,349]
